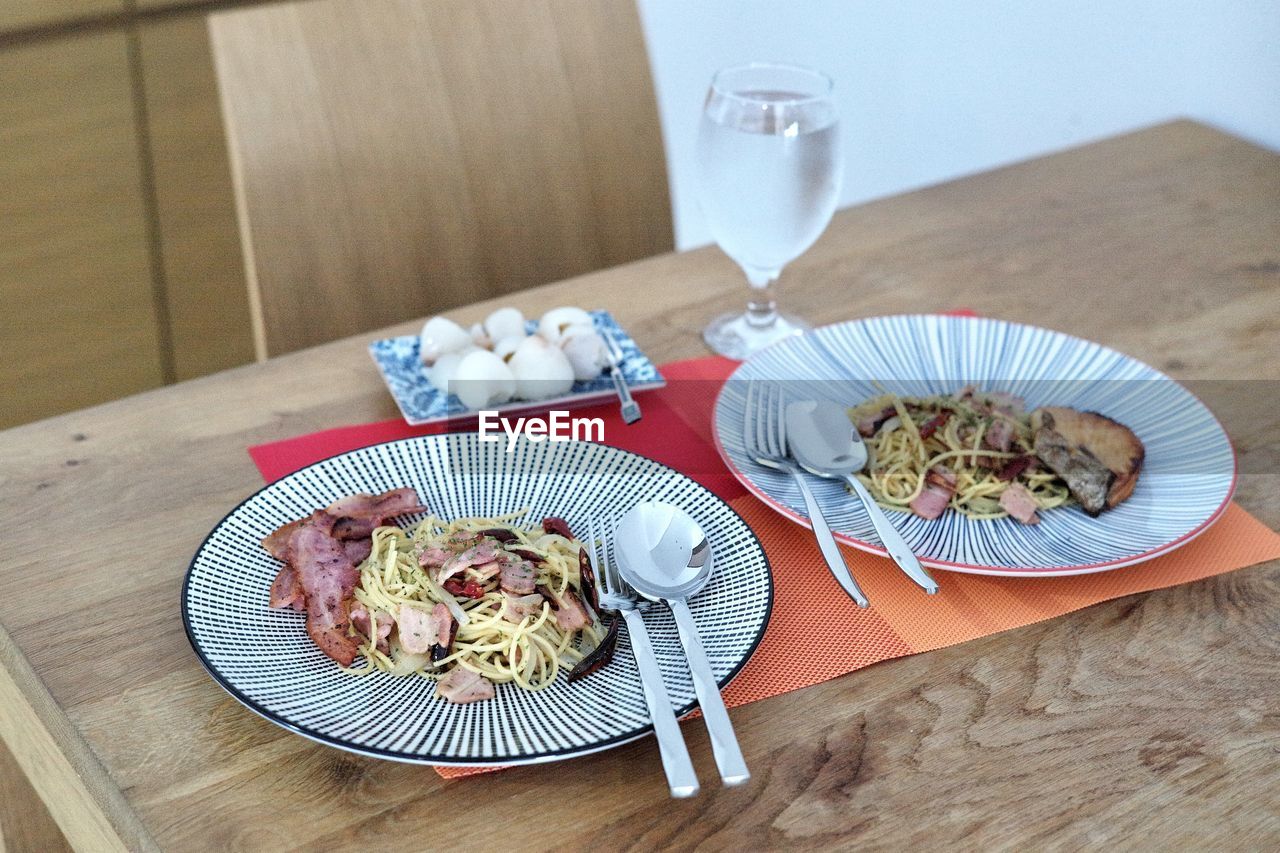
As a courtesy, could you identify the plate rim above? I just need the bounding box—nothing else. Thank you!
[182,432,774,765]
[712,313,1239,577]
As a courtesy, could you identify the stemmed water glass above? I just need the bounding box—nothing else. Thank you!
[696,62,843,359]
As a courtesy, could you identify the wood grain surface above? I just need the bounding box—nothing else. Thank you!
[0,30,167,429]
[138,13,256,382]
[210,0,672,359]
[0,121,1276,852]
[0,736,70,853]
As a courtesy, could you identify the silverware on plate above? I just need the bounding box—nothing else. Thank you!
[590,514,699,797]
[743,382,869,607]
[785,399,938,594]
[615,501,750,787]
[601,329,641,423]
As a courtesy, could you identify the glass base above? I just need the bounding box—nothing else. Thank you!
[702,311,810,360]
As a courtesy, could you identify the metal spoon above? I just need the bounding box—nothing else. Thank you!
[785,399,939,594]
[615,502,750,786]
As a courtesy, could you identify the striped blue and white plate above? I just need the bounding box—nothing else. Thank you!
[713,315,1236,576]
[183,434,772,765]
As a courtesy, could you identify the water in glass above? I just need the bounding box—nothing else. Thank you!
[696,65,843,359]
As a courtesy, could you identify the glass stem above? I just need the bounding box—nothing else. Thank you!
[743,265,781,328]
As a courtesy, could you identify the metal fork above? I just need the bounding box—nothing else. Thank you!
[590,514,699,797]
[600,329,641,423]
[743,382,870,608]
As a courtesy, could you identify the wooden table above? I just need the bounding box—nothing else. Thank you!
[2,120,1277,852]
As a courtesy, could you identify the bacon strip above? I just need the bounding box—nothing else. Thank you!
[287,513,362,666]
[269,566,306,611]
[418,545,451,568]
[999,482,1041,525]
[268,530,371,614]
[986,390,1025,415]
[499,560,537,594]
[984,418,1015,453]
[995,455,1035,481]
[502,592,545,623]
[436,667,495,704]
[263,488,425,559]
[430,603,457,663]
[260,489,430,667]
[331,516,379,541]
[543,586,590,631]
[397,603,441,655]
[918,411,950,440]
[350,605,393,654]
[856,405,897,437]
[325,488,425,525]
[437,539,501,584]
[262,519,305,561]
[910,466,957,520]
[343,538,373,566]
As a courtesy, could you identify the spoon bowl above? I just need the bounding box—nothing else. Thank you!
[784,398,868,476]
[615,502,713,601]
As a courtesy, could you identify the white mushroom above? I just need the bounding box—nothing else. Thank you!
[537,307,594,344]
[452,350,516,409]
[428,346,481,393]
[560,328,609,381]
[492,335,525,363]
[484,307,527,342]
[509,335,575,400]
[419,316,472,365]
[469,322,492,350]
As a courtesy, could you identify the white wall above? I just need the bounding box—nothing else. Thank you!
[636,0,1280,250]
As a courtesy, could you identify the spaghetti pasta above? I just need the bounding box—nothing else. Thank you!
[848,388,1072,521]
[341,510,604,695]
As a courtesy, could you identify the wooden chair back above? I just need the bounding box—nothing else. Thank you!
[209,0,672,358]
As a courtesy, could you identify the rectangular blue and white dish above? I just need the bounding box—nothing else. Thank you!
[369,309,666,425]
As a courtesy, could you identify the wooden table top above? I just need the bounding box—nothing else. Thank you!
[1,120,1277,852]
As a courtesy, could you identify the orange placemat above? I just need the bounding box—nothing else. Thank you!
[249,346,1280,781]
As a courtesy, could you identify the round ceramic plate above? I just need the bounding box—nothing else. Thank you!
[183,434,772,765]
[713,314,1236,576]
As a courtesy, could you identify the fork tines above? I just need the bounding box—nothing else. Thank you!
[589,513,626,602]
[744,381,786,461]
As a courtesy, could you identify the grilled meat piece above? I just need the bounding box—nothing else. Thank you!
[1031,407,1143,516]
